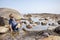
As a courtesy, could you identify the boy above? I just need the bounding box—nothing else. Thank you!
[9,14,19,32]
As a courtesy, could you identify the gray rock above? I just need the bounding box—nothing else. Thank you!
[54,26,60,34]
[0,16,5,26]
[42,32,49,37]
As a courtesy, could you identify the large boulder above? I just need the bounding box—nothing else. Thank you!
[0,8,21,25]
[0,8,21,19]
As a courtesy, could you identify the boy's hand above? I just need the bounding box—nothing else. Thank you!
[16,23,21,28]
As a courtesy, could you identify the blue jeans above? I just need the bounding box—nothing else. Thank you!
[12,24,19,32]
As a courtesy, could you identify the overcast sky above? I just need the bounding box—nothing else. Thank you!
[0,0,60,14]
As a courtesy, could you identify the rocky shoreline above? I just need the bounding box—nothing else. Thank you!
[0,29,59,40]
[0,8,60,40]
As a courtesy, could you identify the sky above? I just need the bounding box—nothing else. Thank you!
[0,0,60,14]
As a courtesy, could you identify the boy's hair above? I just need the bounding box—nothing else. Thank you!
[9,13,14,18]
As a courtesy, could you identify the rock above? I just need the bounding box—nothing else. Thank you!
[23,36,35,40]
[54,26,60,34]
[0,16,5,26]
[0,8,22,25]
[0,27,9,33]
[41,21,47,25]
[42,32,49,37]
[42,35,60,40]
[35,22,40,25]
[48,26,57,30]
[0,8,21,19]
[26,25,32,29]
[57,20,60,25]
